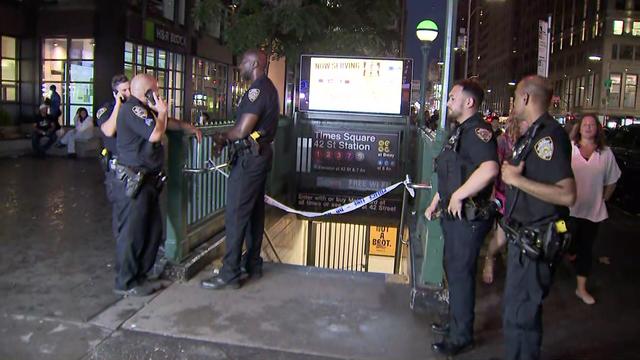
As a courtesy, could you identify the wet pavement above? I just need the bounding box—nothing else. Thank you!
[1,155,640,359]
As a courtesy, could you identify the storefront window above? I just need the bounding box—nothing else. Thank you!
[124,41,185,119]
[191,57,229,125]
[1,36,19,102]
[623,74,637,108]
[42,38,94,126]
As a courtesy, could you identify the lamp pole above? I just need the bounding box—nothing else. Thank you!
[419,43,431,125]
[416,20,439,125]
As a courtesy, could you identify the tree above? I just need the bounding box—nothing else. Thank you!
[193,0,402,63]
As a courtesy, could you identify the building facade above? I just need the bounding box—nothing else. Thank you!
[0,0,244,127]
[458,0,553,115]
[549,0,640,126]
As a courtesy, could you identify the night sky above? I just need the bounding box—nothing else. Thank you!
[404,0,447,80]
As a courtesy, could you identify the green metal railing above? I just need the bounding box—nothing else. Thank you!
[414,127,446,287]
[164,117,295,264]
[165,126,231,263]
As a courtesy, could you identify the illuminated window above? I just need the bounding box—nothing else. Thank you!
[633,22,640,36]
[1,36,19,102]
[42,38,94,126]
[623,74,637,108]
[124,42,185,120]
[613,20,624,35]
[610,73,622,107]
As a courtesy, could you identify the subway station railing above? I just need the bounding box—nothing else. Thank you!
[164,118,295,264]
[412,126,445,288]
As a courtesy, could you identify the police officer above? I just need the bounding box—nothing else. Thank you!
[501,75,575,360]
[201,49,279,290]
[112,73,169,297]
[425,79,499,356]
[96,74,130,243]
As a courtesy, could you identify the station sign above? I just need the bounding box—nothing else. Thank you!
[310,127,400,177]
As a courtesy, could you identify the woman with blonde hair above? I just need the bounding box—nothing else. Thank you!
[482,114,530,284]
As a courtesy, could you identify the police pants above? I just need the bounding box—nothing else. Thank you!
[115,180,163,290]
[104,168,128,241]
[219,149,272,281]
[441,218,492,345]
[503,242,554,360]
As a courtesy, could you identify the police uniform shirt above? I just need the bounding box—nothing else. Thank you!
[237,75,279,143]
[96,101,117,155]
[506,113,573,226]
[438,113,499,201]
[116,97,164,172]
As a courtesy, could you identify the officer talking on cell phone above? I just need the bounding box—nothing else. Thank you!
[96,75,130,246]
[112,74,169,297]
[200,49,279,290]
[112,74,202,297]
[500,75,575,360]
[424,79,499,357]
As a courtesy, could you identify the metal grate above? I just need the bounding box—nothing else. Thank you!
[310,221,368,272]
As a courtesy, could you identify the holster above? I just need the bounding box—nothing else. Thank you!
[228,138,260,166]
[501,218,571,263]
[115,164,145,199]
[434,198,499,221]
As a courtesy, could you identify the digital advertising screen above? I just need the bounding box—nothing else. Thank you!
[298,55,413,116]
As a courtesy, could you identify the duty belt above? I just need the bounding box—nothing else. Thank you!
[500,217,570,263]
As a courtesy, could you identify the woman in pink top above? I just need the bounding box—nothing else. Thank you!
[482,115,529,284]
[569,114,621,305]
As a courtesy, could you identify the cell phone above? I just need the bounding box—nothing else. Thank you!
[113,91,125,102]
[145,89,156,106]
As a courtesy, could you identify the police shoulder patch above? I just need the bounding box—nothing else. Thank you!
[475,128,492,143]
[248,88,260,102]
[96,107,108,119]
[132,105,148,119]
[534,136,554,161]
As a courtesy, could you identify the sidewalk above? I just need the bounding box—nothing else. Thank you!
[1,156,640,359]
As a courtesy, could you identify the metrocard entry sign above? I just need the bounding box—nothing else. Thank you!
[369,226,398,257]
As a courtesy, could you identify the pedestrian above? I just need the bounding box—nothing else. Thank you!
[501,75,576,360]
[48,85,62,121]
[58,107,94,158]
[424,79,499,356]
[32,104,59,157]
[104,74,202,296]
[201,49,279,290]
[568,113,621,305]
[482,114,530,284]
[113,74,169,296]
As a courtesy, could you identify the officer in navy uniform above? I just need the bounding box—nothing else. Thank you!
[96,74,130,242]
[201,49,279,290]
[501,75,575,360]
[113,73,169,297]
[425,79,499,356]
